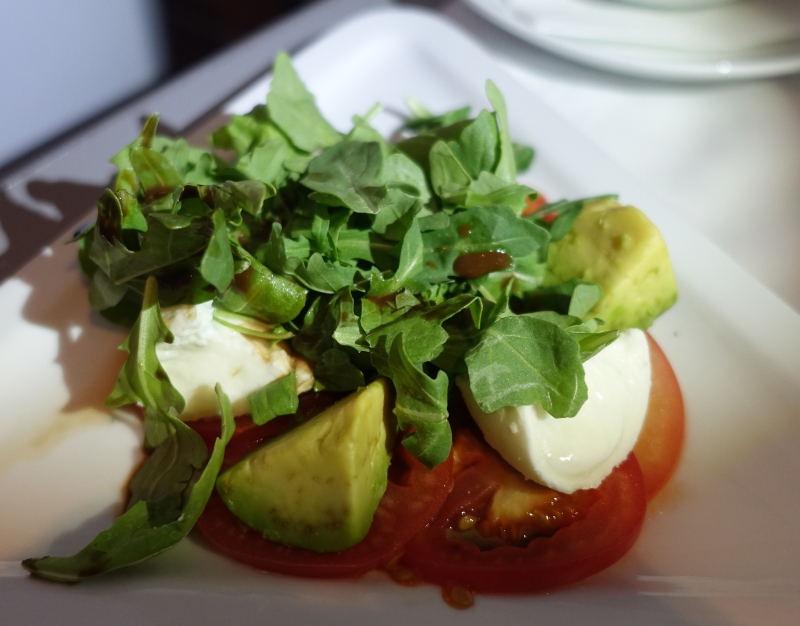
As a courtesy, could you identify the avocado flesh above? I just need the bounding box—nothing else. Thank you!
[546,198,677,330]
[216,379,395,552]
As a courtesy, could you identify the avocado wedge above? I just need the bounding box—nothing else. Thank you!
[547,198,677,329]
[216,379,395,552]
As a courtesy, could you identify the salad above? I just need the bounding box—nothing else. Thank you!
[22,53,684,606]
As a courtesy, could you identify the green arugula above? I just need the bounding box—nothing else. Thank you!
[267,52,341,152]
[464,315,587,416]
[248,371,299,425]
[23,279,235,581]
[73,54,615,459]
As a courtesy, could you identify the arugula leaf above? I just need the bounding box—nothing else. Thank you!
[368,220,423,297]
[568,283,603,318]
[447,110,499,179]
[234,139,292,186]
[513,142,535,173]
[198,180,274,219]
[23,281,236,582]
[267,52,341,152]
[365,293,476,365]
[127,409,209,525]
[481,281,513,329]
[373,334,451,468]
[566,324,619,362]
[217,248,307,324]
[486,79,516,183]
[367,314,448,367]
[88,265,129,311]
[336,228,394,265]
[292,295,336,363]
[267,218,358,293]
[199,209,234,292]
[332,289,366,351]
[315,348,366,391]
[429,140,472,201]
[359,294,415,334]
[405,98,471,132]
[105,276,185,416]
[248,372,299,425]
[97,217,210,285]
[383,152,431,203]
[525,312,619,362]
[463,171,535,215]
[371,197,419,242]
[22,385,235,582]
[261,222,304,273]
[110,114,159,194]
[302,141,391,214]
[465,315,587,417]
[209,106,273,157]
[96,189,147,241]
[479,250,548,301]
[291,253,358,294]
[130,146,183,198]
[347,105,388,150]
[150,136,219,186]
[417,211,449,232]
[150,213,194,230]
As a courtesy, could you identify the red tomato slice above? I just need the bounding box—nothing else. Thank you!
[635,334,685,500]
[521,192,548,217]
[399,424,647,594]
[195,427,454,579]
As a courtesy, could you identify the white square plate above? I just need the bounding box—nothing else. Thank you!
[2,7,799,624]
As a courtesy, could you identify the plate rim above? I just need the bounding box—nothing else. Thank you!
[463,0,800,81]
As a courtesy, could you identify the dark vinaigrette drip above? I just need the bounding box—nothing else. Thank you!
[453,251,511,279]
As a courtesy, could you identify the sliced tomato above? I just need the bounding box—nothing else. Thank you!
[399,423,647,594]
[634,334,685,500]
[521,192,548,217]
[194,411,454,578]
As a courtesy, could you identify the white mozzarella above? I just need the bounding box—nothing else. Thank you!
[156,302,313,419]
[458,329,651,494]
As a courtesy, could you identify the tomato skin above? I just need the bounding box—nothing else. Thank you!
[196,440,453,579]
[635,334,685,500]
[522,193,548,217]
[399,429,647,594]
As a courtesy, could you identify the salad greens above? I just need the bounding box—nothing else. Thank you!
[23,277,235,581]
[24,52,617,581]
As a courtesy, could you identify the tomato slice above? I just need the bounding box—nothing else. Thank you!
[634,334,685,500]
[399,424,647,594]
[521,192,548,217]
[194,413,454,578]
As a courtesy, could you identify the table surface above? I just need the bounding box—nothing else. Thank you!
[2,0,799,313]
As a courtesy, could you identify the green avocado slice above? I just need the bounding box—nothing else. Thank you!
[546,198,677,330]
[216,379,395,552]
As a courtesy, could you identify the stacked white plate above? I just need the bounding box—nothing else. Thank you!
[464,0,800,80]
